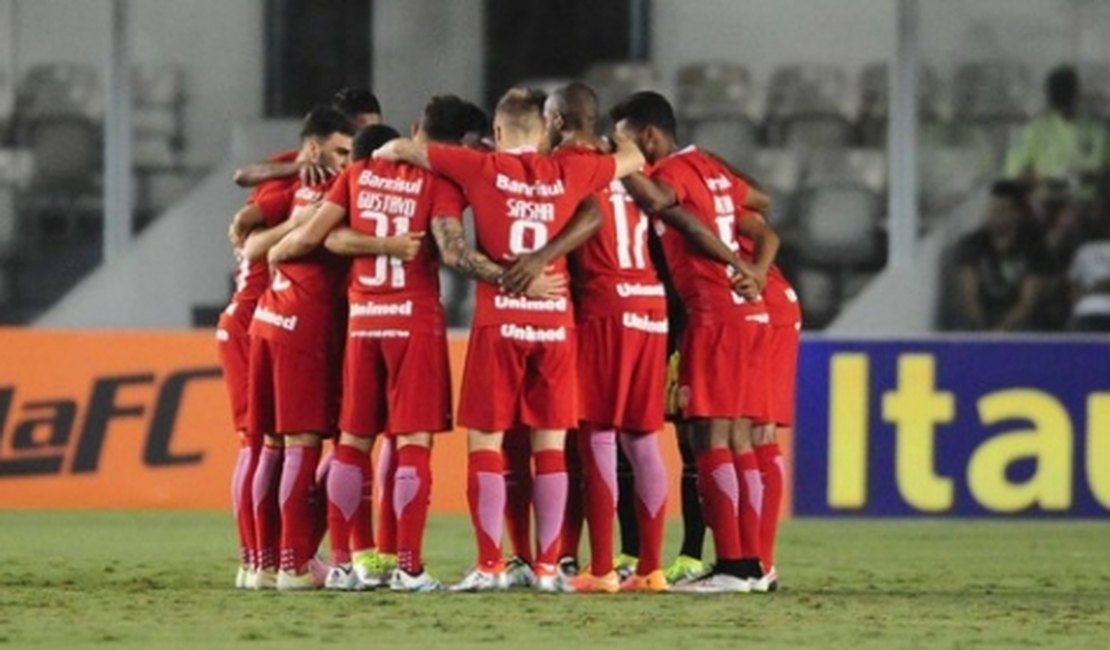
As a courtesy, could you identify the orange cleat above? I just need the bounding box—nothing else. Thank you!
[567,570,621,593]
[620,569,668,593]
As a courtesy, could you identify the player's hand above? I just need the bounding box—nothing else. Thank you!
[500,252,549,296]
[228,220,251,249]
[384,231,425,261]
[299,163,335,187]
[523,268,568,300]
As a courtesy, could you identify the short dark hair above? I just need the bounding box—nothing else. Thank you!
[352,124,401,161]
[333,87,382,119]
[554,82,599,131]
[1046,66,1079,112]
[422,95,479,144]
[462,102,491,138]
[300,105,357,140]
[990,179,1031,211]
[609,90,677,137]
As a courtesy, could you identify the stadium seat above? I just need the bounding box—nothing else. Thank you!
[919,143,995,218]
[676,61,758,120]
[765,64,854,148]
[951,60,1033,160]
[686,119,759,169]
[1078,63,1110,119]
[803,148,886,194]
[793,184,884,268]
[18,116,103,239]
[584,61,659,125]
[857,62,947,148]
[16,63,103,121]
[794,268,837,328]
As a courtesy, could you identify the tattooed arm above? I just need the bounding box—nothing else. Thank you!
[430,216,566,298]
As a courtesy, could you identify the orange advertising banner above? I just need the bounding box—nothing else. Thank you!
[0,328,791,516]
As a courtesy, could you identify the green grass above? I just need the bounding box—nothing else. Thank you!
[0,513,1108,648]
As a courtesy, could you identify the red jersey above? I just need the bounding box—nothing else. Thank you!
[427,144,616,329]
[227,149,303,311]
[249,180,348,352]
[651,145,764,321]
[553,145,665,321]
[325,158,466,334]
[735,209,800,327]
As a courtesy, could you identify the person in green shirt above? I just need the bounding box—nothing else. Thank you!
[1005,66,1110,182]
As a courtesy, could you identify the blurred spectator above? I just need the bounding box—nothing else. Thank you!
[1004,65,1110,184]
[952,180,1055,331]
[1068,240,1110,331]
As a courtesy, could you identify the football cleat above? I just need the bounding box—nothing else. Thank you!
[235,566,251,589]
[557,556,580,579]
[664,555,709,584]
[449,567,506,592]
[762,565,779,592]
[670,571,751,594]
[324,564,359,591]
[614,554,639,581]
[567,570,620,593]
[352,551,389,590]
[248,568,278,590]
[276,569,322,591]
[503,556,536,589]
[620,569,669,593]
[534,563,571,593]
[389,568,443,593]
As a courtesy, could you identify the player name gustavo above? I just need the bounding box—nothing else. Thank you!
[350,300,414,317]
[253,306,298,331]
[621,312,668,333]
[494,295,568,312]
[499,324,567,342]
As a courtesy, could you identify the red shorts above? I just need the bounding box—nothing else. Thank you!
[763,323,800,426]
[339,332,453,437]
[216,306,251,432]
[678,318,762,420]
[577,314,667,433]
[248,336,339,436]
[458,325,578,432]
[741,319,771,422]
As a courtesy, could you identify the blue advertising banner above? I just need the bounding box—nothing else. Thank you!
[793,337,1110,517]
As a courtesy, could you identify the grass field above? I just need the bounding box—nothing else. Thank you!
[1,513,1108,648]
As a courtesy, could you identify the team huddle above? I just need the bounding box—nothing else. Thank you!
[217,83,800,594]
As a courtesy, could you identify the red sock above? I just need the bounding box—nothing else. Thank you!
[327,443,373,565]
[559,431,585,563]
[578,429,617,576]
[394,444,432,574]
[310,450,332,558]
[502,431,533,564]
[695,447,742,562]
[468,449,505,570]
[532,449,568,568]
[251,443,283,571]
[376,437,398,556]
[756,442,784,569]
[231,435,260,568]
[734,451,763,561]
[619,431,667,575]
[279,443,323,573]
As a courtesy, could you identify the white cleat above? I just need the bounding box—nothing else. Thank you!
[761,566,779,592]
[276,569,322,591]
[389,568,443,593]
[324,564,359,591]
[235,566,251,589]
[248,568,278,590]
[449,567,506,592]
[534,565,572,593]
[671,572,753,594]
[503,556,536,589]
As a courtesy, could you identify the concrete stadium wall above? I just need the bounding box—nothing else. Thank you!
[35,120,298,328]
